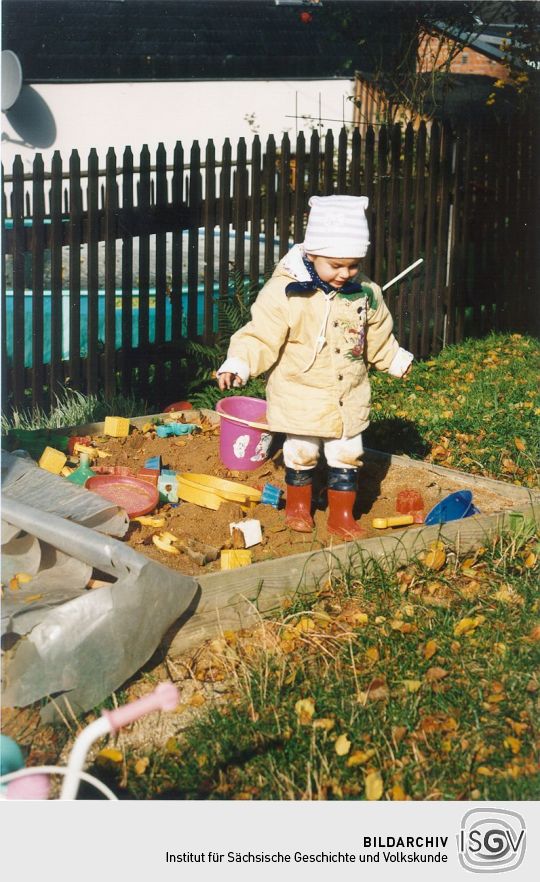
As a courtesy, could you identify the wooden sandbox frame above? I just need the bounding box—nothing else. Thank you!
[45,411,540,658]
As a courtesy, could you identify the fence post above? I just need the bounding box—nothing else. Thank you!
[234,137,248,273]
[86,149,99,396]
[293,131,306,243]
[374,125,388,288]
[386,124,401,323]
[120,146,134,396]
[31,154,45,409]
[155,142,168,390]
[323,128,334,195]
[104,147,117,400]
[50,151,64,402]
[308,129,320,197]
[218,138,232,301]
[350,127,362,196]
[249,135,262,290]
[187,141,201,341]
[171,141,184,345]
[364,125,375,280]
[337,126,348,193]
[408,121,426,355]
[278,132,291,258]
[421,120,440,357]
[398,122,413,347]
[263,134,276,275]
[10,156,25,410]
[432,120,453,353]
[138,144,151,399]
[203,138,216,342]
[68,149,82,391]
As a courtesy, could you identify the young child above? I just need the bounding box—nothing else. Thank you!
[217,195,413,539]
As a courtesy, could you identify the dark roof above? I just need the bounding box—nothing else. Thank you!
[1,0,397,82]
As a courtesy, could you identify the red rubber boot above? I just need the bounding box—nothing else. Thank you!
[285,483,314,533]
[327,489,367,540]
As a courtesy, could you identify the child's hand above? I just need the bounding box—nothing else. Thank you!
[217,371,241,391]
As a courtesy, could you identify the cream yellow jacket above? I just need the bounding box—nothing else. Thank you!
[219,245,411,439]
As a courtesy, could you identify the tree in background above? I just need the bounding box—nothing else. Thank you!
[316,0,540,123]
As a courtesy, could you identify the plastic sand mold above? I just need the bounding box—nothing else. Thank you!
[85,475,159,518]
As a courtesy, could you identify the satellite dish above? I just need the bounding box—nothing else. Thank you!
[2,50,23,112]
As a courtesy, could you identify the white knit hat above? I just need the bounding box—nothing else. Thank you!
[303,195,370,258]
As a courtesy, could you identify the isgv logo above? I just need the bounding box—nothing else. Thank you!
[458,808,526,873]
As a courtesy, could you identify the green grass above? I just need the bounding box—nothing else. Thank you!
[102,524,539,801]
[1,385,148,433]
[367,333,540,489]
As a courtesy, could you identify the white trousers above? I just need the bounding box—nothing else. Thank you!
[283,433,364,470]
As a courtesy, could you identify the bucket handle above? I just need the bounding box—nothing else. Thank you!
[216,411,270,432]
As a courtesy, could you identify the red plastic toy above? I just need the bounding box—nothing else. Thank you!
[396,489,425,523]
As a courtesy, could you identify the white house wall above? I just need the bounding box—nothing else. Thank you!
[2,79,355,171]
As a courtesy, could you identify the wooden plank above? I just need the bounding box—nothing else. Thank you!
[68,150,82,391]
[203,139,216,342]
[218,138,232,300]
[350,127,361,196]
[263,134,276,275]
[323,128,334,195]
[137,145,151,399]
[187,140,201,340]
[154,143,168,392]
[386,123,401,320]
[398,123,413,347]
[364,126,375,280]
[420,121,439,357]
[432,120,452,353]
[455,124,472,344]
[171,141,184,342]
[31,156,45,408]
[337,126,347,193]
[103,147,117,400]
[248,135,262,289]
[277,132,291,258]
[120,146,134,396]
[374,124,387,288]
[292,131,306,244]
[307,129,320,198]
[234,137,248,272]
[49,151,64,401]
[10,156,26,410]
[1,164,9,411]
[86,149,99,396]
[445,126,463,347]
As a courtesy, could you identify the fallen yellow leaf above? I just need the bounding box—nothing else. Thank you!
[424,548,446,571]
[365,646,379,662]
[365,769,384,800]
[424,639,437,660]
[346,749,375,767]
[514,437,526,452]
[524,552,537,569]
[477,766,495,777]
[295,697,315,724]
[390,783,407,800]
[335,734,351,756]
[454,615,485,637]
[189,693,206,707]
[134,757,150,776]
[403,679,422,693]
[313,718,335,731]
[96,748,123,764]
[425,666,448,682]
[503,736,522,755]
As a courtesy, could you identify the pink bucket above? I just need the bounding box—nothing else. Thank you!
[215,396,273,471]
